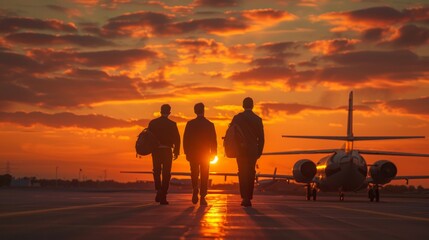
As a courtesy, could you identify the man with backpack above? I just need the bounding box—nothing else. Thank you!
[230,97,264,207]
[148,104,180,205]
[183,103,217,205]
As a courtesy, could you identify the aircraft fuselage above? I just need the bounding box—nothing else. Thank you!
[314,150,367,192]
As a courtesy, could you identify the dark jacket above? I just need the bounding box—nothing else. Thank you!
[148,116,180,156]
[231,110,264,159]
[183,116,217,160]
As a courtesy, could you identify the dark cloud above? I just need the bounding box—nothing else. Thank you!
[316,6,429,31]
[27,48,158,68]
[259,102,330,116]
[361,27,386,42]
[231,50,429,88]
[99,9,295,37]
[251,57,286,67]
[5,32,114,47]
[0,111,150,130]
[0,16,77,33]
[305,39,359,54]
[385,97,429,115]
[230,66,295,84]
[0,51,42,73]
[384,24,429,47]
[194,0,241,8]
[258,41,300,53]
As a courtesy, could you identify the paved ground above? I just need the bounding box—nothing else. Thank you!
[1,189,428,239]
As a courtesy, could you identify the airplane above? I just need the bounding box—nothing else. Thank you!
[263,91,429,202]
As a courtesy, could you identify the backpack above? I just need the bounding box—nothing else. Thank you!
[223,123,246,158]
[135,128,160,156]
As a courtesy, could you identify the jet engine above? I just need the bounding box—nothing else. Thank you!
[293,159,317,183]
[369,160,397,184]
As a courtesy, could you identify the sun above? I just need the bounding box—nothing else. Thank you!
[210,156,219,165]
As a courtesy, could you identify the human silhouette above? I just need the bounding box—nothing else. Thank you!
[183,103,217,205]
[148,104,180,205]
[231,97,264,207]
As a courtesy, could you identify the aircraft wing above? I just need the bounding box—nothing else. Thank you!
[393,176,429,180]
[263,149,338,155]
[256,173,294,180]
[357,150,429,157]
[121,171,237,177]
[121,171,191,176]
[366,175,429,185]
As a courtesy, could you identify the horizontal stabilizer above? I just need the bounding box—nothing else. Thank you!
[282,135,349,141]
[352,136,425,141]
[282,135,425,141]
[263,149,338,155]
[358,149,429,157]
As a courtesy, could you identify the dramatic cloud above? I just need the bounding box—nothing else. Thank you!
[259,102,373,118]
[27,48,159,68]
[231,50,429,88]
[258,41,300,54]
[72,0,132,9]
[385,97,429,116]
[174,38,253,63]
[305,39,360,54]
[98,9,296,37]
[0,16,77,33]
[259,102,330,116]
[383,24,429,47]
[314,6,429,32]
[5,32,114,47]
[0,111,149,130]
[194,0,241,8]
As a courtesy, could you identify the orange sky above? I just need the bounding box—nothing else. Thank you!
[0,0,429,187]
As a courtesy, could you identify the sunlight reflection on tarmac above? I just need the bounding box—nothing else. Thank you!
[1,190,429,239]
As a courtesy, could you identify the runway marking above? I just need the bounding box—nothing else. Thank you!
[329,205,429,222]
[0,202,127,218]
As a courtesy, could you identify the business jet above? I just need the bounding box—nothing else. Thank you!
[263,91,429,202]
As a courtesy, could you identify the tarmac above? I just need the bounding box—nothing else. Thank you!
[1,189,428,239]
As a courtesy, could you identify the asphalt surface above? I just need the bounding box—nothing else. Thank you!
[1,189,428,239]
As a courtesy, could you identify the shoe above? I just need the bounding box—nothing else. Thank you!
[241,199,252,207]
[160,198,169,205]
[155,191,161,203]
[200,197,207,205]
[192,192,199,204]
[159,194,169,205]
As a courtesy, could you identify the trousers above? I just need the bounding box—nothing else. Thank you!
[152,148,172,195]
[236,155,257,200]
[189,157,210,197]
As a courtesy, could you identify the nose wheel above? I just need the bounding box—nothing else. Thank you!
[339,192,344,201]
[306,185,317,201]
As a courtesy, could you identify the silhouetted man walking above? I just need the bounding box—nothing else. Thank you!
[231,97,264,207]
[148,104,180,205]
[183,103,217,205]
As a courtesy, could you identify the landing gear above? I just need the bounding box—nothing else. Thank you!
[368,188,375,202]
[368,185,380,202]
[306,185,317,201]
[375,185,380,202]
[339,192,344,201]
[312,188,317,201]
[306,185,311,201]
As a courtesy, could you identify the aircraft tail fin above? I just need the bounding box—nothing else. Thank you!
[347,91,353,139]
